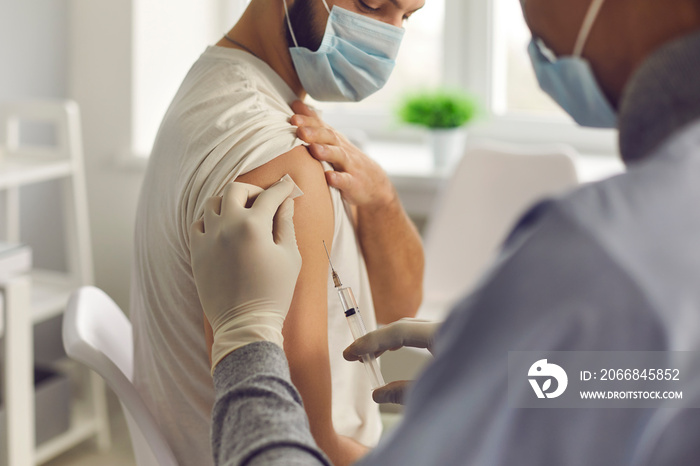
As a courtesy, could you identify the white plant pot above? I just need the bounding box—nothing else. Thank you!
[430,128,467,171]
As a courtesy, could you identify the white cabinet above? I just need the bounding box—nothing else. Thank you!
[0,101,110,465]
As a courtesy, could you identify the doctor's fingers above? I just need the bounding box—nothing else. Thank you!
[221,181,263,216]
[190,219,205,237]
[202,195,223,232]
[343,319,435,361]
[343,326,396,361]
[251,179,296,224]
[272,198,298,249]
[372,380,410,405]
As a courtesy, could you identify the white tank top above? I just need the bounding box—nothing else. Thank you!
[130,46,381,466]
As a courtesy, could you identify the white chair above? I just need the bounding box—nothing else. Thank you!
[419,141,580,320]
[63,286,178,466]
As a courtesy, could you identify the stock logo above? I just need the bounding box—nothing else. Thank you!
[528,359,568,399]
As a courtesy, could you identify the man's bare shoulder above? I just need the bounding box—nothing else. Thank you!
[236,145,329,198]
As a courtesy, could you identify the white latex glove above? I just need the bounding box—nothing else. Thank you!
[190,177,302,371]
[343,318,441,404]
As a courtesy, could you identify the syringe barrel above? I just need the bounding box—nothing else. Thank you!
[360,352,385,390]
[337,286,386,389]
[337,287,358,319]
[345,308,368,341]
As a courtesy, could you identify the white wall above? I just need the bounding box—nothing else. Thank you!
[69,0,242,309]
[68,0,143,310]
[1,0,69,272]
[0,1,68,99]
[132,0,221,155]
[2,0,139,309]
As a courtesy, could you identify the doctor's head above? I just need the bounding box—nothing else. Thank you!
[283,0,424,102]
[521,0,700,128]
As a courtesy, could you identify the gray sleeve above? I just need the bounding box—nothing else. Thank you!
[211,341,331,466]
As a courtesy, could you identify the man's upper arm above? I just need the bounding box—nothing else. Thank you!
[232,146,339,441]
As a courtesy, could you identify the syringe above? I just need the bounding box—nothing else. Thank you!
[323,242,385,390]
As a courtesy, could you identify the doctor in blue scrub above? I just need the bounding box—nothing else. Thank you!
[190,0,700,464]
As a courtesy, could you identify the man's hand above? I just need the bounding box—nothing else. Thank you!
[290,100,396,210]
[343,318,440,404]
[190,178,302,371]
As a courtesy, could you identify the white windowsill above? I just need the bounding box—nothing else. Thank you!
[364,139,625,220]
[365,140,625,182]
[117,138,625,178]
[118,138,626,178]
[116,138,626,221]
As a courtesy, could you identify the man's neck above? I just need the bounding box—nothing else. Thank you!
[217,0,307,99]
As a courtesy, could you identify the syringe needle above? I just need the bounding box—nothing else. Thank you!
[322,240,334,271]
[323,241,342,288]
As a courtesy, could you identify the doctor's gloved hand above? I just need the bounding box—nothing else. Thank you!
[290,100,397,210]
[343,318,441,405]
[190,179,302,372]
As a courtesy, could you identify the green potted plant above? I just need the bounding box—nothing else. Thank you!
[398,88,479,170]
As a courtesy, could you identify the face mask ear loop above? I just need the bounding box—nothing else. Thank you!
[573,0,606,57]
[283,0,300,48]
[321,0,331,15]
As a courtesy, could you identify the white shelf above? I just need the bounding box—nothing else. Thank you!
[0,156,73,188]
[1,101,109,466]
[31,270,78,325]
[35,382,101,464]
[0,270,76,336]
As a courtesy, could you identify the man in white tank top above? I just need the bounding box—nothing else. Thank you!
[130,0,425,464]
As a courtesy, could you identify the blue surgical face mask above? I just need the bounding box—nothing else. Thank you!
[283,0,405,102]
[525,0,617,128]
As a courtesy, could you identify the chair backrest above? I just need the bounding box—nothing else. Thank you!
[63,286,178,466]
[420,141,579,319]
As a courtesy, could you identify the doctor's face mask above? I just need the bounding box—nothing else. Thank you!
[523,0,617,128]
[283,0,405,102]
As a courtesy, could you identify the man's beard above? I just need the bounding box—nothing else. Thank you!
[284,0,325,51]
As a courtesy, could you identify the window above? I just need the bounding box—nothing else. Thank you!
[492,0,564,117]
[484,0,616,154]
[129,0,617,160]
[325,0,617,155]
[131,0,242,158]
